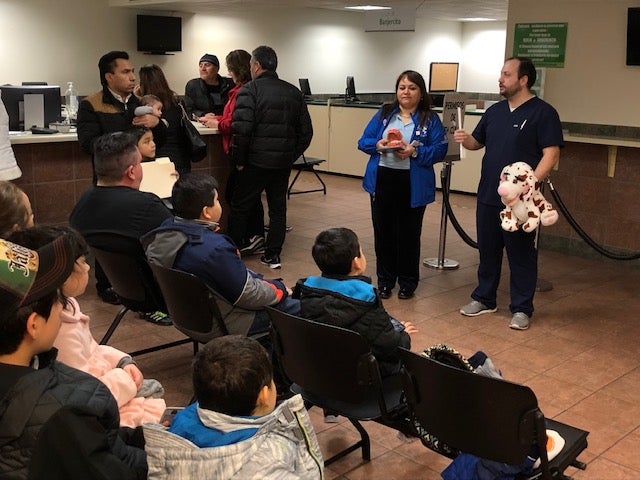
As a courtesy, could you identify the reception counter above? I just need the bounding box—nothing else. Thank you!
[9,125,230,227]
[9,106,639,257]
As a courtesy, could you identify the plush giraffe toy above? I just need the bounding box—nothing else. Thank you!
[497,162,559,233]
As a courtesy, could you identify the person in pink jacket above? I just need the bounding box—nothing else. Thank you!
[8,225,166,428]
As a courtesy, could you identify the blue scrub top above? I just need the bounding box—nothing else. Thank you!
[472,96,564,206]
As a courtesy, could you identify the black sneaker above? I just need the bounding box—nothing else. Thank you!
[264,224,293,233]
[240,235,265,256]
[98,287,121,305]
[260,254,282,269]
[139,310,173,326]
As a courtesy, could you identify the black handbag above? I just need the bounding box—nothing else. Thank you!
[179,102,207,163]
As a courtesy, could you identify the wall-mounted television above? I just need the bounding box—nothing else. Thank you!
[1,85,61,131]
[627,7,640,66]
[346,75,359,102]
[137,15,182,54]
[428,62,459,92]
[299,78,312,97]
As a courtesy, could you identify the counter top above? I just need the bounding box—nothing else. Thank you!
[9,122,219,145]
[563,132,640,148]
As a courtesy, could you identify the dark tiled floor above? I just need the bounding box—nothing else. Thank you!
[81,173,640,479]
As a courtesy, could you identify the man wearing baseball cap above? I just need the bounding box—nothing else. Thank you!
[0,233,147,479]
[184,52,235,120]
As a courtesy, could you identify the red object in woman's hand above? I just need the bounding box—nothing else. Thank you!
[386,128,404,147]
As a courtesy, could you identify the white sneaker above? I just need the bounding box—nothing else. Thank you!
[460,300,497,317]
[509,312,530,330]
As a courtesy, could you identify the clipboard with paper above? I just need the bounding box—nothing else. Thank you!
[139,157,179,199]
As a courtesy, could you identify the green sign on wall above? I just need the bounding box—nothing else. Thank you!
[513,23,568,68]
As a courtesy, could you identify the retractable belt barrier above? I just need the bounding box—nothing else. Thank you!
[431,163,640,262]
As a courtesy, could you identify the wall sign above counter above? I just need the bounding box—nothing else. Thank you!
[513,23,568,68]
[364,8,416,32]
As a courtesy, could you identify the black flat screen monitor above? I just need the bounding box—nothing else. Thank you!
[346,75,359,102]
[627,7,640,66]
[0,85,61,131]
[137,15,182,54]
[299,78,312,97]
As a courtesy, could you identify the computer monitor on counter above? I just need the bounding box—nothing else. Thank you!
[299,78,312,97]
[346,76,359,102]
[0,84,61,131]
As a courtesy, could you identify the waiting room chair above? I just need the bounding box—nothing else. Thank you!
[287,154,326,198]
[148,263,232,351]
[86,233,191,357]
[267,307,413,466]
[398,348,588,480]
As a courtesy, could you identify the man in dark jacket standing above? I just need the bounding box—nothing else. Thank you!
[77,51,167,181]
[229,45,313,269]
[183,53,235,120]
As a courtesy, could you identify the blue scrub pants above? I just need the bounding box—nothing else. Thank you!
[472,203,537,317]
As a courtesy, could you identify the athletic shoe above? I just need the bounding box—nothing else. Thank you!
[98,287,121,305]
[324,414,341,424]
[139,310,173,326]
[264,224,293,232]
[460,300,497,317]
[260,254,282,269]
[509,312,530,330]
[240,235,265,256]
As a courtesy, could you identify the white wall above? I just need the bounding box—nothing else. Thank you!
[459,21,507,93]
[0,0,505,97]
[507,0,640,126]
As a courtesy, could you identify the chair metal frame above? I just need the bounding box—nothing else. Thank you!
[287,154,327,198]
[267,307,414,466]
[87,235,192,357]
[149,263,232,349]
[398,348,588,480]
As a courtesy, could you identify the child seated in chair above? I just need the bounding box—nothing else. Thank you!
[7,225,166,429]
[295,227,417,377]
[143,335,324,479]
[0,232,147,479]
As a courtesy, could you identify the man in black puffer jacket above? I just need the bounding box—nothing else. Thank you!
[0,234,147,480]
[230,45,313,269]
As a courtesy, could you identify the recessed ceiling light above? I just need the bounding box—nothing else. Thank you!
[459,17,495,22]
[345,5,392,11]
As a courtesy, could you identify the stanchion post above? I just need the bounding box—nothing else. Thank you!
[535,180,553,291]
[423,155,460,270]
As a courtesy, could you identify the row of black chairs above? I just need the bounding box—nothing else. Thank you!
[89,234,588,479]
[267,308,589,479]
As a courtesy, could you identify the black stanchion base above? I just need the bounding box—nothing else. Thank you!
[423,258,460,270]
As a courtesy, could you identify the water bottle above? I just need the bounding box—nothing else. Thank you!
[64,81,78,124]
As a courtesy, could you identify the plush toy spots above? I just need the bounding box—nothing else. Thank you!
[497,162,559,232]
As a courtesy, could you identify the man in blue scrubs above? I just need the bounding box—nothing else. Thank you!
[454,57,563,330]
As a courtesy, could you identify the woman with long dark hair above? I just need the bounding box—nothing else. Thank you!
[138,64,192,175]
[202,50,265,255]
[358,70,447,300]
